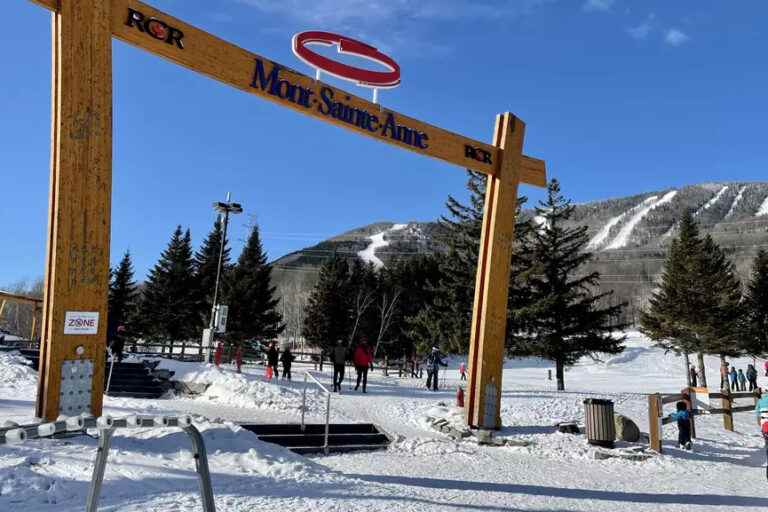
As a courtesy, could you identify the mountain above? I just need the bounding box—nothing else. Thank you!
[271,181,768,330]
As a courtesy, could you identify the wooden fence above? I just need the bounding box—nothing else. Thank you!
[648,387,761,453]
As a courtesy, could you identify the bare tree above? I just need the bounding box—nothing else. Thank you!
[373,289,401,357]
[349,289,374,343]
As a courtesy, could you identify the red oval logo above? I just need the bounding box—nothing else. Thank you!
[292,31,400,89]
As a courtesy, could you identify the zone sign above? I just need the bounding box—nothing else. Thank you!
[125,8,185,49]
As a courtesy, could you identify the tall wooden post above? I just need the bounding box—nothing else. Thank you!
[465,113,524,429]
[722,390,733,432]
[648,393,662,453]
[36,0,113,421]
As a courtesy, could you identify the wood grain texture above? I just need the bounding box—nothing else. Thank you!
[465,113,524,429]
[37,0,112,421]
[28,0,546,184]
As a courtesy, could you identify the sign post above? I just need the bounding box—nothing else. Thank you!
[24,0,546,426]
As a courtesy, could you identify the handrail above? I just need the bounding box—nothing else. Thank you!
[301,371,332,454]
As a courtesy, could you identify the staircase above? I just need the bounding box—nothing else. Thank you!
[241,423,391,455]
[5,348,171,399]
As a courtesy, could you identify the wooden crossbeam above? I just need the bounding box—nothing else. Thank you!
[27,0,545,186]
[0,291,43,306]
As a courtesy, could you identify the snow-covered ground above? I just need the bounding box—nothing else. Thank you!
[2,332,768,511]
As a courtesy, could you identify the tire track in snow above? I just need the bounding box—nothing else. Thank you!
[587,196,657,251]
[357,223,408,269]
[605,190,677,250]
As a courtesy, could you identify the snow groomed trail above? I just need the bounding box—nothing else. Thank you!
[605,190,678,250]
[357,224,409,269]
[2,332,768,511]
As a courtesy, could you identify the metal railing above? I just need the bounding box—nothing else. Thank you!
[0,415,215,512]
[301,371,332,454]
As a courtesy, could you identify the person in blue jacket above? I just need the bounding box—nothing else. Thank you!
[424,347,448,391]
[670,401,692,450]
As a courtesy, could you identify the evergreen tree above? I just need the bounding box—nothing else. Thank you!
[139,226,199,342]
[108,251,138,336]
[303,255,351,353]
[194,218,230,327]
[225,224,284,344]
[510,180,626,391]
[640,210,706,384]
[744,250,768,356]
[408,171,530,354]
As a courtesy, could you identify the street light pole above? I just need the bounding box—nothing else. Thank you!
[205,193,243,362]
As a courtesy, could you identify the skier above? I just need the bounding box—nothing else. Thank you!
[737,369,747,392]
[332,340,347,392]
[755,389,768,480]
[353,337,373,393]
[764,360,768,377]
[729,366,738,391]
[689,365,697,387]
[425,347,448,392]
[280,346,295,380]
[266,342,279,379]
[459,361,467,381]
[747,364,759,392]
[669,401,692,450]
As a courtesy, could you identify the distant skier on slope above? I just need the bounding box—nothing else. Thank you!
[669,401,692,450]
[425,347,448,392]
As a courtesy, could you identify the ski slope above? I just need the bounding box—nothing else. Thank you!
[1,332,768,511]
[726,185,748,218]
[757,193,768,217]
[587,197,656,251]
[605,191,677,250]
[357,224,408,269]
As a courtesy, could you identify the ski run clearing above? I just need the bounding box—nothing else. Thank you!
[2,331,768,511]
[758,193,768,217]
[605,191,678,250]
[727,185,748,218]
[358,224,409,269]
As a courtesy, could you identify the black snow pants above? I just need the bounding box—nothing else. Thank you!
[426,369,439,391]
[333,364,345,391]
[355,366,368,392]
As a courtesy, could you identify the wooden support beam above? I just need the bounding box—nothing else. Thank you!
[648,393,662,453]
[25,0,545,184]
[722,390,733,432]
[36,0,112,421]
[465,113,524,429]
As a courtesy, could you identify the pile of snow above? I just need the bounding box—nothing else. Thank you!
[158,361,323,415]
[0,351,37,394]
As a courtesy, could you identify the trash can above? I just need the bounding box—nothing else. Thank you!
[583,398,615,448]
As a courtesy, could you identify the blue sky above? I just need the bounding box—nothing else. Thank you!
[1,0,767,286]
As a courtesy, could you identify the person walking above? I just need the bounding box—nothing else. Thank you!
[729,366,738,392]
[755,389,768,480]
[747,364,759,392]
[280,346,295,381]
[737,369,747,392]
[353,337,373,393]
[266,342,279,380]
[689,365,697,387]
[425,347,448,392]
[332,340,347,392]
[459,361,467,382]
[764,360,768,377]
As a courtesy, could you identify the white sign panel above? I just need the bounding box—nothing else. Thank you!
[64,311,99,335]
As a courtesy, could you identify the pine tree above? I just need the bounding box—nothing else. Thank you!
[408,171,530,354]
[511,180,626,391]
[139,226,199,342]
[303,255,351,353]
[744,250,768,356]
[194,218,230,327]
[225,224,284,344]
[108,251,138,337]
[640,210,705,384]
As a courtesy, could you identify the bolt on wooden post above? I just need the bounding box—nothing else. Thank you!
[36,0,113,421]
[465,113,525,429]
